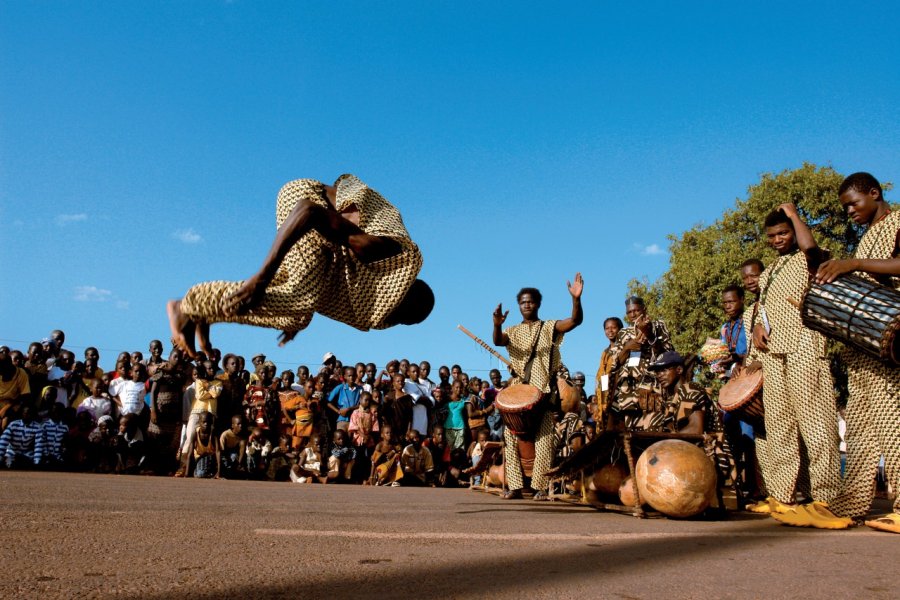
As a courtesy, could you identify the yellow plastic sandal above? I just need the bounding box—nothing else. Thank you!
[803,502,853,530]
[864,512,900,534]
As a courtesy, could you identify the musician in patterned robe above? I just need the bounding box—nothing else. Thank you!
[751,206,842,521]
[776,173,900,533]
[166,175,434,358]
[645,351,735,488]
[608,297,674,430]
[492,275,584,500]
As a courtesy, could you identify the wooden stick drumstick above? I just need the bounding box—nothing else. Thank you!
[457,324,515,373]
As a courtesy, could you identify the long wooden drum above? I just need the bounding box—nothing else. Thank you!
[802,274,900,366]
[718,369,764,427]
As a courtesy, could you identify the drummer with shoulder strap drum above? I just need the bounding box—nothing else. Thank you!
[492,274,584,501]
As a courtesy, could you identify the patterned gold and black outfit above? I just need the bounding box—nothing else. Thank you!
[757,250,841,505]
[181,175,423,333]
[503,320,563,493]
[830,210,900,518]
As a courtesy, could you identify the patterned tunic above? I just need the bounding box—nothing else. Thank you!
[504,320,562,393]
[181,175,423,333]
[831,209,900,517]
[757,250,826,358]
[608,321,674,415]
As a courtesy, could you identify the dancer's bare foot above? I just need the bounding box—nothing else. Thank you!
[277,330,299,347]
[223,276,268,316]
[167,300,198,359]
[195,321,214,357]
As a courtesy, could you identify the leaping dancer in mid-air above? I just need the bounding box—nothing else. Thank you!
[167,174,434,358]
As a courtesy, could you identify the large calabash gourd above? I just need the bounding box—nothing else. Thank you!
[634,440,716,518]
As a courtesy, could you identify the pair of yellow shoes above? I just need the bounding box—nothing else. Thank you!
[769,501,853,530]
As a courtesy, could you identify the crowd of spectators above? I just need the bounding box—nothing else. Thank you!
[0,330,597,487]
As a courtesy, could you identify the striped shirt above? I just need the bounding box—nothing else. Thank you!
[0,419,45,464]
[42,419,68,461]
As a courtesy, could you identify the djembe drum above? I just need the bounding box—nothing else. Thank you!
[495,384,543,476]
[717,369,764,428]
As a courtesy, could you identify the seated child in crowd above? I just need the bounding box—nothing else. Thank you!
[245,426,271,477]
[396,429,434,487]
[116,413,146,474]
[290,433,323,484]
[88,415,118,473]
[328,429,356,482]
[219,415,246,479]
[370,425,402,486]
[191,411,220,478]
[42,402,69,468]
[266,434,295,481]
[67,410,97,467]
[424,425,452,486]
[0,406,44,468]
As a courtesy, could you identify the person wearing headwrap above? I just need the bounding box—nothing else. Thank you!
[167,175,434,359]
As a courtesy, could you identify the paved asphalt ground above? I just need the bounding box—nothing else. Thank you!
[1,471,897,599]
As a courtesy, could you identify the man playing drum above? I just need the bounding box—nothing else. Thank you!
[775,173,900,533]
[646,351,735,487]
[492,274,584,500]
[752,206,842,521]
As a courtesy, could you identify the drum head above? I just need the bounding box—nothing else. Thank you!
[718,370,763,411]
[496,384,542,411]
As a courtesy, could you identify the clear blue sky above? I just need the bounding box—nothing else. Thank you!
[2,1,899,379]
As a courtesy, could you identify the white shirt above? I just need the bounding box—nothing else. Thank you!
[78,396,114,420]
[117,381,146,415]
[108,376,126,398]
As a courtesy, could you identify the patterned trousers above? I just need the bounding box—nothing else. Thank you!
[754,425,812,498]
[503,410,555,492]
[830,351,900,517]
[760,348,841,504]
